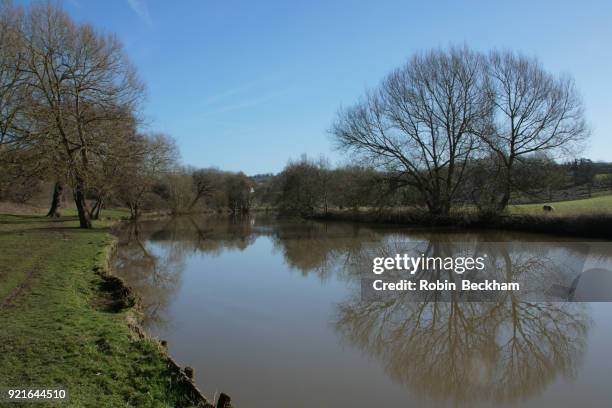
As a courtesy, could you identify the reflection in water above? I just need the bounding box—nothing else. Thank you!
[115,221,184,327]
[334,237,592,405]
[114,215,612,408]
[336,281,589,405]
[115,216,259,327]
[270,221,381,280]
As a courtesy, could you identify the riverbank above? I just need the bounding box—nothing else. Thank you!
[0,213,218,407]
[311,208,612,240]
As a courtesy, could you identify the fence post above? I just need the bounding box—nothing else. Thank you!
[184,366,195,380]
[216,393,231,408]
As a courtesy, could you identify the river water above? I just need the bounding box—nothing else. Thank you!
[114,215,612,408]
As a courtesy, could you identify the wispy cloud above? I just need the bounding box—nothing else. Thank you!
[127,0,152,26]
[198,82,261,108]
[199,89,289,117]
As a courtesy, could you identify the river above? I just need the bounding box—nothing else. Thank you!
[114,215,612,408]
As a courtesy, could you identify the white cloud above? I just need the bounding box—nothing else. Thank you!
[127,0,152,26]
[200,89,289,117]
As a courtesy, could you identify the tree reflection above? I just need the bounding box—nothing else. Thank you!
[334,237,591,406]
[114,221,185,328]
[269,221,385,280]
[113,215,271,327]
[148,215,258,255]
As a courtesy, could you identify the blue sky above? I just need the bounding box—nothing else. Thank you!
[26,0,612,174]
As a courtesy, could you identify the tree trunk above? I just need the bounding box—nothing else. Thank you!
[497,181,511,212]
[440,201,451,217]
[188,193,204,212]
[74,181,92,228]
[90,197,103,220]
[428,204,450,217]
[93,198,102,219]
[89,199,98,219]
[497,158,514,212]
[46,181,63,217]
[425,194,450,217]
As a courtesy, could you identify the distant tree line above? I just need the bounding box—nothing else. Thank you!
[152,168,254,215]
[246,154,610,217]
[268,157,381,215]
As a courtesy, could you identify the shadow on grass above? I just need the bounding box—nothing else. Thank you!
[0,214,78,223]
[0,214,118,236]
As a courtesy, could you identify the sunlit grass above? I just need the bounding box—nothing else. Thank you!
[0,214,188,407]
[510,194,612,215]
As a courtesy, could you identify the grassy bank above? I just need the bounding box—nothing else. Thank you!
[0,213,214,407]
[313,202,612,240]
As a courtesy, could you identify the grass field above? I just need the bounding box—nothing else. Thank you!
[0,213,207,407]
[510,194,612,215]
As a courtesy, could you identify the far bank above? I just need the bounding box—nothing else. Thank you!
[310,205,612,240]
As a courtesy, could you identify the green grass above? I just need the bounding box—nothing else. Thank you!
[0,213,200,407]
[510,194,612,215]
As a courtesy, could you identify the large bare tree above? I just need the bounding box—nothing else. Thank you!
[332,47,489,216]
[20,3,144,227]
[481,50,588,210]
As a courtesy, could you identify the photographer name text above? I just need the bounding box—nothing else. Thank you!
[372,279,519,291]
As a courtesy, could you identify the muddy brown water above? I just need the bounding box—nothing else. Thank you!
[114,215,612,408]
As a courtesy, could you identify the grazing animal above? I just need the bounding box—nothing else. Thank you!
[542,205,554,212]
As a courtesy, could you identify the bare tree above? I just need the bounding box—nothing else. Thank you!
[481,50,588,211]
[329,165,387,211]
[225,172,253,213]
[332,47,489,216]
[20,3,143,227]
[85,112,139,219]
[115,132,177,220]
[189,168,222,211]
[277,156,326,215]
